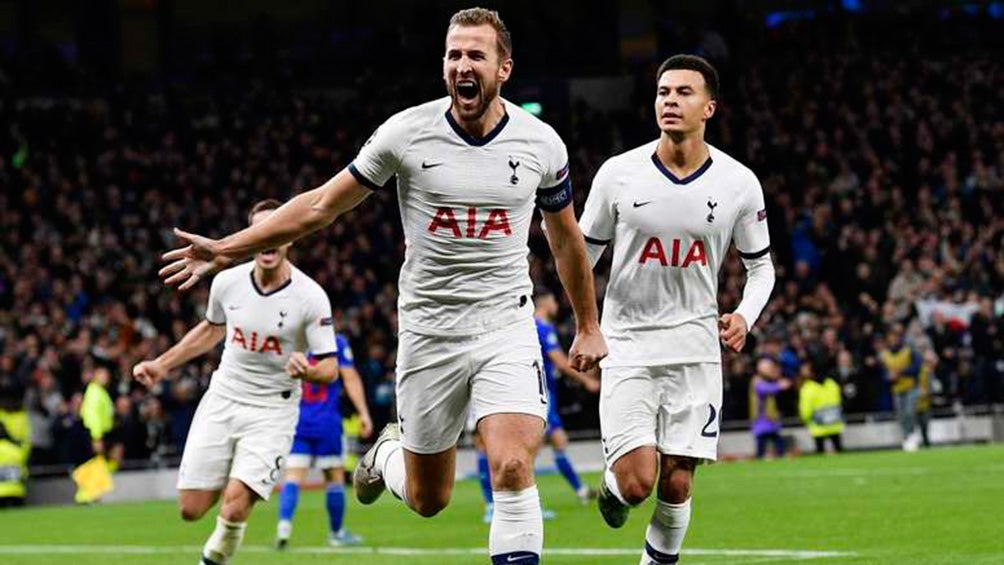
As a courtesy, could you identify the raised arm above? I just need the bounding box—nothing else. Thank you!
[161,170,373,290]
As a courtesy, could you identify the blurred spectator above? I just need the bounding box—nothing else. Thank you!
[749,357,791,459]
[81,367,116,468]
[798,360,845,454]
[879,325,923,452]
[0,367,30,506]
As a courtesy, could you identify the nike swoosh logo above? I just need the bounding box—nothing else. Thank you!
[228,306,241,310]
[421,161,443,169]
[506,554,538,563]
[633,201,653,208]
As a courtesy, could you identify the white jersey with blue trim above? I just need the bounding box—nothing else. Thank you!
[579,141,771,367]
[349,97,572,336]
[204,262,337,406]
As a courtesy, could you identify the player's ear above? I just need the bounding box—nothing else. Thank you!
[498,57,513,84]
[704,99,717,121]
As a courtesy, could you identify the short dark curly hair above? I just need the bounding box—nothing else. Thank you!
[248,199,282,224]
[656,54,720,100]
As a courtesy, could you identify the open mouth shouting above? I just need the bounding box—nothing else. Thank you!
[454,78,481,111]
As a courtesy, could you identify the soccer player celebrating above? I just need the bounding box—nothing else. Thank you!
[579,55,775,564]
[158,8,606,564]
[276,331,373,548]
[133,200,340,565]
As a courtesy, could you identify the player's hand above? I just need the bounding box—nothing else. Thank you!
[359,413,374,439]
[132,360,168,388]
[719,313,748,352]
[569,327,607,371]
[286,352,310,379]
[159,228,233,291]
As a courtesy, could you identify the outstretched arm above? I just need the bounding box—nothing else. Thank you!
[542,206,607,371]
[133,321,227,387]
[161,170,373,290]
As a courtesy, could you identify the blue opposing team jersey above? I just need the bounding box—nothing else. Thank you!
[535,318,561,400]
[296,333,355,438]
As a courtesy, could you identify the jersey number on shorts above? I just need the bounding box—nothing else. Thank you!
[700,404,719,438]
[533,361,547,405]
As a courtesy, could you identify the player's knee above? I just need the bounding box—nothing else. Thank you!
[660,472,693,503]
[219,500,252,523]
[410,490,451,518]
[492,456,532,490]
[179,501,208,522]
[621,473,656,506]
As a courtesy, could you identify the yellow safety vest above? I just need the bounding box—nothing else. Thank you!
[0,409,31,499]
[799,378,845,437]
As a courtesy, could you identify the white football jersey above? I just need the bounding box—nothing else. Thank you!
[349,97,572,336]
[580,141,770,367]
[204,262,337,406]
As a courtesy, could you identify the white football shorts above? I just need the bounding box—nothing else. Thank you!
[600,362,723,464]
[395,317,548,454]
[177,390,298,500]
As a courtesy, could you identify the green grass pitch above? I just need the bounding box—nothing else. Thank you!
[1,445,1002,564]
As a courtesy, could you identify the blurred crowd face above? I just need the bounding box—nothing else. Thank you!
[443,23,512,122]
[535,293,558,321]
[250,210,291,271]
[756,357,780,380]
[654,69,716,137]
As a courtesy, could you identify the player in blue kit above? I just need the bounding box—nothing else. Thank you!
[276,332,373,548]
[475,289,599,521]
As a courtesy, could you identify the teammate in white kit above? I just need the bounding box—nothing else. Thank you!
[157,9,606,564]
[134,200,339,565]
[579,55,775,564]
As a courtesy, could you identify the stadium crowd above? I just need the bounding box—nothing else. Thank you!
[0,13,1002,470]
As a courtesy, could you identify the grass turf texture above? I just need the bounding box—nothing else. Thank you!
[0,445,1001,564]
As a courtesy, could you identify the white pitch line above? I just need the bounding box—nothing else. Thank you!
[0,545,855,559]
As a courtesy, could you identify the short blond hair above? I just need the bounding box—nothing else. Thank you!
[448,7,512,59]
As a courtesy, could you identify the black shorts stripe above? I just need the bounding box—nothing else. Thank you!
[739,246,771,260]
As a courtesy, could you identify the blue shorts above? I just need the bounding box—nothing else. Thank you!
[286,431,345,469]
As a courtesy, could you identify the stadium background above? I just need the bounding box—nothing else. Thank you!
[0,0,1002,563]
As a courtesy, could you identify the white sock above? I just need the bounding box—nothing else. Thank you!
[276,519,292,540]
[604,467,629,506]
[489,485,543,563]
[201,515,246,564]
[377,441,409,505]
[640,498,691,564]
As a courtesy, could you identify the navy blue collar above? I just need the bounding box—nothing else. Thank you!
[445,106,509,147]
[651,153,714,185]
[250,270,292,297]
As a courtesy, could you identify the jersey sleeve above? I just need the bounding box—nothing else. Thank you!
[205,274,226,325]
[348,111,413,190]
[578,161,617,246]
[535,131,573,212]
[732,173,771,257]
[335,334,356,369]
[304,288,338,358]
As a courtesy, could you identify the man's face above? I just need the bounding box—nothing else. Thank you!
[443,24,512,122]
[250,210,291,270]
[654,69,715,135]
[537,294,558,319]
